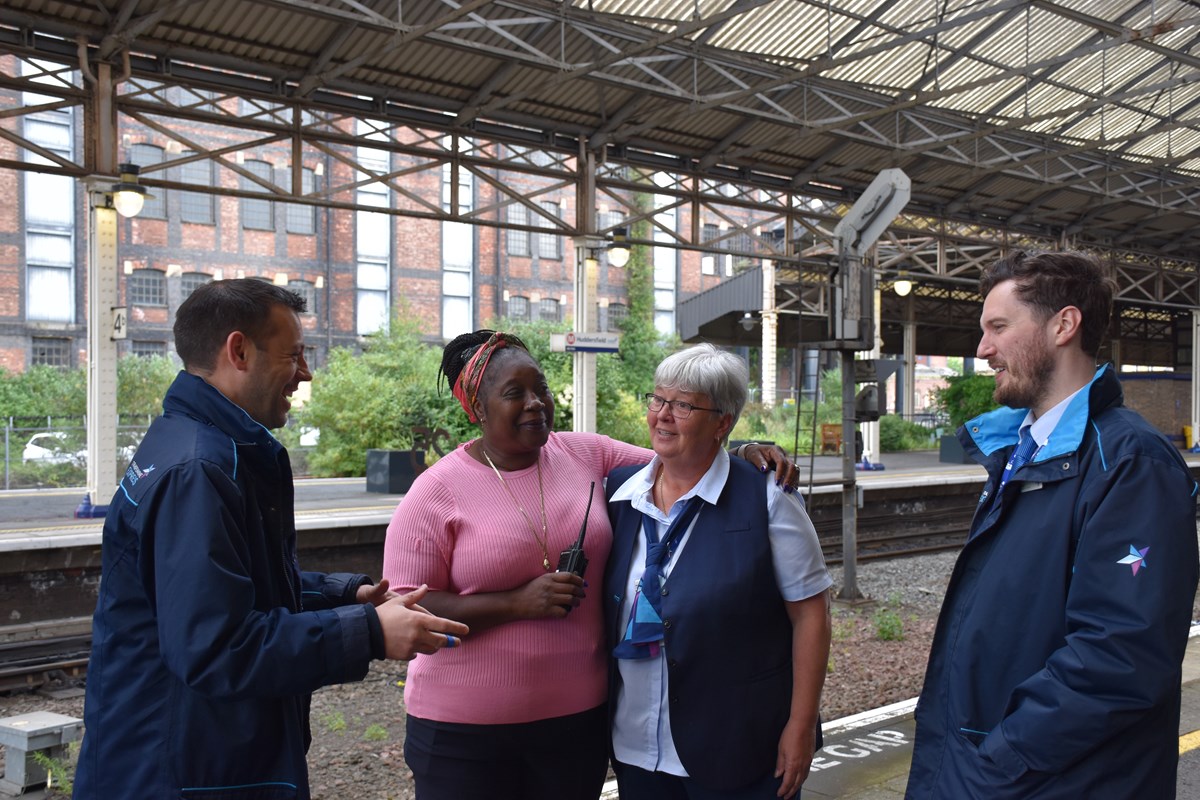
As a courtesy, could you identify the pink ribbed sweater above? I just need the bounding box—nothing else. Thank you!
[384,431,649,725]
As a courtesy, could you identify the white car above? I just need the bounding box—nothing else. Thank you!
[22,432,86,465]
[22,432,139,465]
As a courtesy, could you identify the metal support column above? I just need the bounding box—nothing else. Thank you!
[84,60,121,510]
[1191,311,1200,450]
[839,347,861,600]
[573,146,598,433]
[761,256,777,408]
[903,309,917,418]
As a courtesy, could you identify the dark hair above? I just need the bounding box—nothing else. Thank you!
[439,329,530,393]
[980,251,1115,357]
[174,278,307,372]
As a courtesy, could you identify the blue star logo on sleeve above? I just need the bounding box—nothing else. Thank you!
[1117,545,1150,575]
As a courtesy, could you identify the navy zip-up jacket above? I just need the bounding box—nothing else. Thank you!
[906,365,1198,799]
[75,372,378,800]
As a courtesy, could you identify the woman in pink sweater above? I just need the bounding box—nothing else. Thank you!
[383,330,794,800]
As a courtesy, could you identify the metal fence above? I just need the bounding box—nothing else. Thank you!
[2,416,155,491]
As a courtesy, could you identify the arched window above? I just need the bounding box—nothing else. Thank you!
[507,295,530,321]
[128,269,166,307]
[241,160,275,230]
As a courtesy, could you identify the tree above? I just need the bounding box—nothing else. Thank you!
[0,365,85,421]
[117,355,178,417]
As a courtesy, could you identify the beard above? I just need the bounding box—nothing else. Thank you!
[993,340,1055,410]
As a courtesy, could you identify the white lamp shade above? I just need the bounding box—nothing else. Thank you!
[894,278,913,297]
[112,189,145,218]
[607,246,630,268]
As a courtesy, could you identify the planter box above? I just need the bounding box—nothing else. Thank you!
[938,434,973,464]
[365,449,426,494]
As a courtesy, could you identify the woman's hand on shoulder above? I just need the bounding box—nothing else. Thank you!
[511,572,585,619]
[743,443,800,493]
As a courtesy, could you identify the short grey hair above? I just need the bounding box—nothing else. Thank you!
[654,343,749,439]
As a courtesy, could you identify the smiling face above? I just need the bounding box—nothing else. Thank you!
[240,304,312,429]
[977,280,1057,411]
[476,349,554,462]
[646,386,731,468]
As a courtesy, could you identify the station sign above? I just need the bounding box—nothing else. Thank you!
[550,332,621,353]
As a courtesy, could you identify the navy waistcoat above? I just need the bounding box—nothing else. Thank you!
[604,458,797,791]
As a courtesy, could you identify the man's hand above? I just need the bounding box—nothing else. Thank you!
[375,585,469,660]
[356,578,400,607]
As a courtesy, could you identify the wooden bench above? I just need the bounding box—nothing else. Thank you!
[820,424,842,454]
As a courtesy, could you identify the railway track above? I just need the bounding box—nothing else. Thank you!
[822,524,969,565]
[0,617,91,693]
[0,523,976,692]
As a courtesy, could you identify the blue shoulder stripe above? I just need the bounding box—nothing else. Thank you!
[119,481,139,507]
[1090,420,1108,471]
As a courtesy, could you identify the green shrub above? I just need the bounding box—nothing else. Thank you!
[936,374,999,428]
[879,414,936,452]
[362,723,389,742]
[873,607,905,641]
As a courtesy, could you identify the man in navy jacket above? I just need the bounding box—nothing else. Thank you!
[906,251,1198,799]
[74,279,467,800]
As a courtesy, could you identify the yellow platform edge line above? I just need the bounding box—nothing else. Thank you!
[1180,729,1200,755]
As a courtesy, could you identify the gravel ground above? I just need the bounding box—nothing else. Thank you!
[5,546,1198,798]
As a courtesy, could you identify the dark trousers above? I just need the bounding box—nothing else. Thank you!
[404,705,608,800]
[612,758,795,800]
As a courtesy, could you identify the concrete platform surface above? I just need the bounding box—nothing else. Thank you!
[805,631,1200,798]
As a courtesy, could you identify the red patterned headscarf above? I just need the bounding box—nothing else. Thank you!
[452,332,526,423]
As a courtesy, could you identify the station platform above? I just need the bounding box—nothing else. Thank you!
[0,449,993,550]
[598,630,1200,798]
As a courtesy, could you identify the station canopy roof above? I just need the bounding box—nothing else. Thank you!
[5,0,1200,256]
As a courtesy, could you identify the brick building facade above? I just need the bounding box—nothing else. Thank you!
[1,59,802,399]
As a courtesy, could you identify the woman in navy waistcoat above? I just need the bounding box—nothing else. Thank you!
[603,343,833,799]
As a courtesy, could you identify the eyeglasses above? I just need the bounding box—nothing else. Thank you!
[644,393,721,419]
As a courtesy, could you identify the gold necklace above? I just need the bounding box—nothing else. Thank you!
[482,447,551,571]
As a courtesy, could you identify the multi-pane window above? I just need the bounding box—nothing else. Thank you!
[23,62,75,324]
[507,295,530,321]
[441,156,473,339]
[128,269,166,306]
[538,297,561,323]
[653,195,678,335]
[607,302,628,330]
[241,160,275,230]
[288,279,316,314]
[507,203,531,256]
[179,152,214,224]
[180,271,211,301]
[356,125,390,336]
[537,201,561,260]
[128,143,166,219]
[701,223,720,275]
[25,229,73,321]
[286,167,317,234]
[31,338,71,368]
[131,341,167,358]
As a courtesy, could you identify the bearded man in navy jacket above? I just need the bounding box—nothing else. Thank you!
[75,279,467,800]
[905,251,1198,799]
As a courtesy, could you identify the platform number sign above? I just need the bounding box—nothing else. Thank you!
[112,307,128,340]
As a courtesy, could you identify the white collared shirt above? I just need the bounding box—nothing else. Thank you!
[1021,382,1087,459]
[607,450,832,775]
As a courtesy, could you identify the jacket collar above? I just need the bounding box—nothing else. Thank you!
[963,364,1121,461]
[164,371,285,462]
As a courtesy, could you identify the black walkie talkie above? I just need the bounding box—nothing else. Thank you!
[556,481,595,578]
